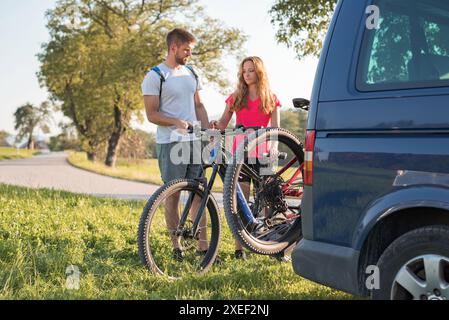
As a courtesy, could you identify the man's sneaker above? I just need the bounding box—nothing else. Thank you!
[172,248,184,262]
[197,250,223,265]
[234,250,248,260]
[212,255,223,265]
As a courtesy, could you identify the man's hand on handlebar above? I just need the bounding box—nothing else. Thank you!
[174,119,193,135]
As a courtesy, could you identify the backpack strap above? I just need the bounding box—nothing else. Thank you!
[185,65,199,90]
[151,66,165,97]
[150,65,198,96]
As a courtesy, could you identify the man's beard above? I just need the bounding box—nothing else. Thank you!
[175,54,188,65]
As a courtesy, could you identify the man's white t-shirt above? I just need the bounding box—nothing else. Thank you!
[141,63,202,144]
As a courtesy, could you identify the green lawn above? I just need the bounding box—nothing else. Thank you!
[0,184,352,300]
[67,152,224,192]
[67,151,164,186]
[0,147,37,161]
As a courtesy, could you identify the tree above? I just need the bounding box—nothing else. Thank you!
[0,130,10,147]
[269,0,337,59]
[13,102,51,150]
[39,0,246,167]
[39,18,121,162]
[49,124,81,151]
[118,129,156,160]
[280,109,307,142]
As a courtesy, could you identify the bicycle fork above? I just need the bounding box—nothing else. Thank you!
[177,165,219,240]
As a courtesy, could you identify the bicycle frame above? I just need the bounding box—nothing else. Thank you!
[280,160,304,198]
[176,140,257,239]
[176,127,303,240]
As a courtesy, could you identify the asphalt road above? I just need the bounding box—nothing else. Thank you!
[0,152,159,200]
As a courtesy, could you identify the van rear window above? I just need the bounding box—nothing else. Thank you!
[357,0,449,91]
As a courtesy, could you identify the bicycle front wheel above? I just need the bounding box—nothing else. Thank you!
[138,179,221,279]
[223,128,304,255]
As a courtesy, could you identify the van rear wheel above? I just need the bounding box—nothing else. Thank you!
[372,226,449,300]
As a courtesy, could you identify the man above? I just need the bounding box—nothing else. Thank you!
[141,28,209,262]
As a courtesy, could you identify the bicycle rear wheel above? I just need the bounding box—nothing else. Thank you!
[223,128,304,255]
[138,179,221,279]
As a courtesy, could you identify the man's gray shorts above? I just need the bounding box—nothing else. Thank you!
[156,141,203,184]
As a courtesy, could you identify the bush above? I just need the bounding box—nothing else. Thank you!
[118,129,156,160]
[0,130,10,147]
[49,133,81,152]
[280,109,307,143]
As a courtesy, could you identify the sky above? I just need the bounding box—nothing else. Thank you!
[0,0,318,136]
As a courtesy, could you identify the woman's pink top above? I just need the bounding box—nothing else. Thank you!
[225,94,281,156]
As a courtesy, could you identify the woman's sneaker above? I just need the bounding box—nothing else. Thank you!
[270,252,291,262]
[234,250,248,260]
[172,248,184,262]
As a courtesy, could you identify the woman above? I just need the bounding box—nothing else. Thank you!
[210,56,281,260]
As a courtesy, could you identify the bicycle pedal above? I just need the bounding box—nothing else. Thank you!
[194,177,207,185]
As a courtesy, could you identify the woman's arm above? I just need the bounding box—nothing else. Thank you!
[270,105,280,128]
[210,103,234,130]
[269,106,281,155]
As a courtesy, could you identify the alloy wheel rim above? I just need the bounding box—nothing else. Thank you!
[391,254,449,300]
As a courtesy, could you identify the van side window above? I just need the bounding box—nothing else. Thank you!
[357,0,449,91]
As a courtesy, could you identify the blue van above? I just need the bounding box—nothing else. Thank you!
[292,0,449,300]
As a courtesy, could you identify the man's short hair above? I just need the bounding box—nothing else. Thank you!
[166,28,196,50]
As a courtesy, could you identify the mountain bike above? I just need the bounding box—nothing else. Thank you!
[221,98,308,256]
[223,127,304,255]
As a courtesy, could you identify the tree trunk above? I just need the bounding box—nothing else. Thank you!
[104,104,125,167]
[105,130,122,167]
[87,151,97,162]
[27,131,34,150]
[86,139,99,162]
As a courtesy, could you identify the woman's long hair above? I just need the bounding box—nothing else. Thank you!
[230,56,276,114]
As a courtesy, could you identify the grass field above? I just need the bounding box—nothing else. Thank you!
[0,147,37,161]
[67,152,224,192]
[0,184,352,300]
[67,152,164,185]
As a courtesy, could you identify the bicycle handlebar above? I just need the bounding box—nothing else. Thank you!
[187,125,263,134]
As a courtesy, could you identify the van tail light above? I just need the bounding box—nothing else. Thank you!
[304,130,316,186]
